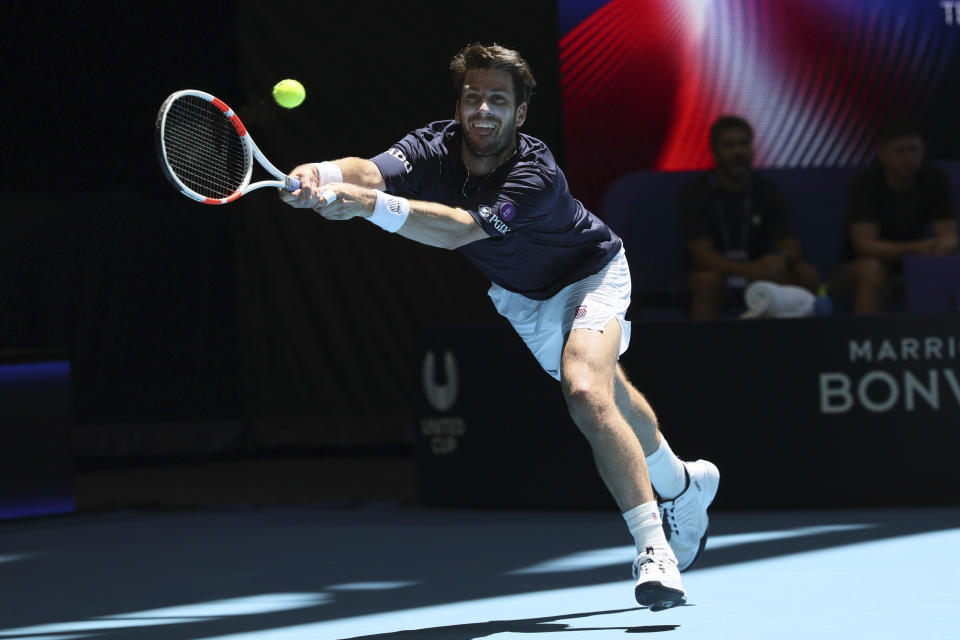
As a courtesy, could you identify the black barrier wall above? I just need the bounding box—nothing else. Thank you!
[416,315,960,510]
[1,0,560,457]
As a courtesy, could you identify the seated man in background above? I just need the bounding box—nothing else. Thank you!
[837,120,958,313]
[677,116,819,319]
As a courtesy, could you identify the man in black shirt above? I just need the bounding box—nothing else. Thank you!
[677,116,819,319]
[839,120,958,313]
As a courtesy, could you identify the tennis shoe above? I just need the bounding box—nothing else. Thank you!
[659,459,720,572]
[632,545,685,610]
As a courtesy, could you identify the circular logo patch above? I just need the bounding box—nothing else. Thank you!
[499,202,516,221]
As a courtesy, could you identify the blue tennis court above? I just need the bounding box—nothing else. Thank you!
[1,505,957,639]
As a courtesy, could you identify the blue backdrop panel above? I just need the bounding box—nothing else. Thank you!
[0,359,74,519]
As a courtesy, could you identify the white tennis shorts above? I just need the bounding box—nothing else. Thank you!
[488,247,632,381]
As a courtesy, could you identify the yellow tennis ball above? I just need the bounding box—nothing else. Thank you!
[272,79,306,109]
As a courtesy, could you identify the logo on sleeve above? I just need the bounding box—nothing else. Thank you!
[477,205,511,234]
[386,147,413,174]
[499,202,516,221]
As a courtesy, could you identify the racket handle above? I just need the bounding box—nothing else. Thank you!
[285,176,301,192]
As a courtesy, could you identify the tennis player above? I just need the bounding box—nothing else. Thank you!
[280,43,719,609]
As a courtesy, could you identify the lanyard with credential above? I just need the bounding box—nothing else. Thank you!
[709,175,752,253]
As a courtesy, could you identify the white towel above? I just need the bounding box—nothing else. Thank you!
[742,281,816,318]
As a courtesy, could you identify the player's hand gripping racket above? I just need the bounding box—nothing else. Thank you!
[155,89,333,206]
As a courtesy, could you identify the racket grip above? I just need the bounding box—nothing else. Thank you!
[286,177,301,192]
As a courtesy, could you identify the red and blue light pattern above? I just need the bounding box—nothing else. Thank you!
[559,0,960,208]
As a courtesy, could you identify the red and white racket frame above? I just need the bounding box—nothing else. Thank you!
[156,89,300,204]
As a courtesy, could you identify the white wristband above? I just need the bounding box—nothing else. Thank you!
[311,161,343,185]
[368,190,410,232]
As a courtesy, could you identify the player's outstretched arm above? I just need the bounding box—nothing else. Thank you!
[280,158,384,214]
[330,158,387,189]
[281,158,384,202]
[394,200,489,249]
[282,181,487,250]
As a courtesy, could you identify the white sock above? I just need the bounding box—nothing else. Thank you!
[623,501,669,553]
[646,437,687,500]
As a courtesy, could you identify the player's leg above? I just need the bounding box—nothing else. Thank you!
[614,365,684,501]
[489,249,685,607]
[562,322,653,510]
[613,365,661,454]
[614,365,719,571]
[561,320,684,608]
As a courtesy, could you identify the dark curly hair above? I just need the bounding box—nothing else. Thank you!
[449,43,537,106]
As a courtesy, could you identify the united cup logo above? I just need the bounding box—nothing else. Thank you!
[422,350,458,412]
[421,350,465,456]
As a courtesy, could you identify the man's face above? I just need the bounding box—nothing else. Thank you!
[879,135,924,182]
[712,128,754,179]
[455,68,527,158]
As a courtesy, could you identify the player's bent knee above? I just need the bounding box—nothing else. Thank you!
[561,376,616,434]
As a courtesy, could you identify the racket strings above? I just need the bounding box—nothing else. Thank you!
[162,95,248,199]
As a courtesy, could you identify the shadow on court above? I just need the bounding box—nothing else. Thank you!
[0,506,957,639]
[335,608,679,638]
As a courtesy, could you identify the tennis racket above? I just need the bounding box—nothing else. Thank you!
[155,89,303,204]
